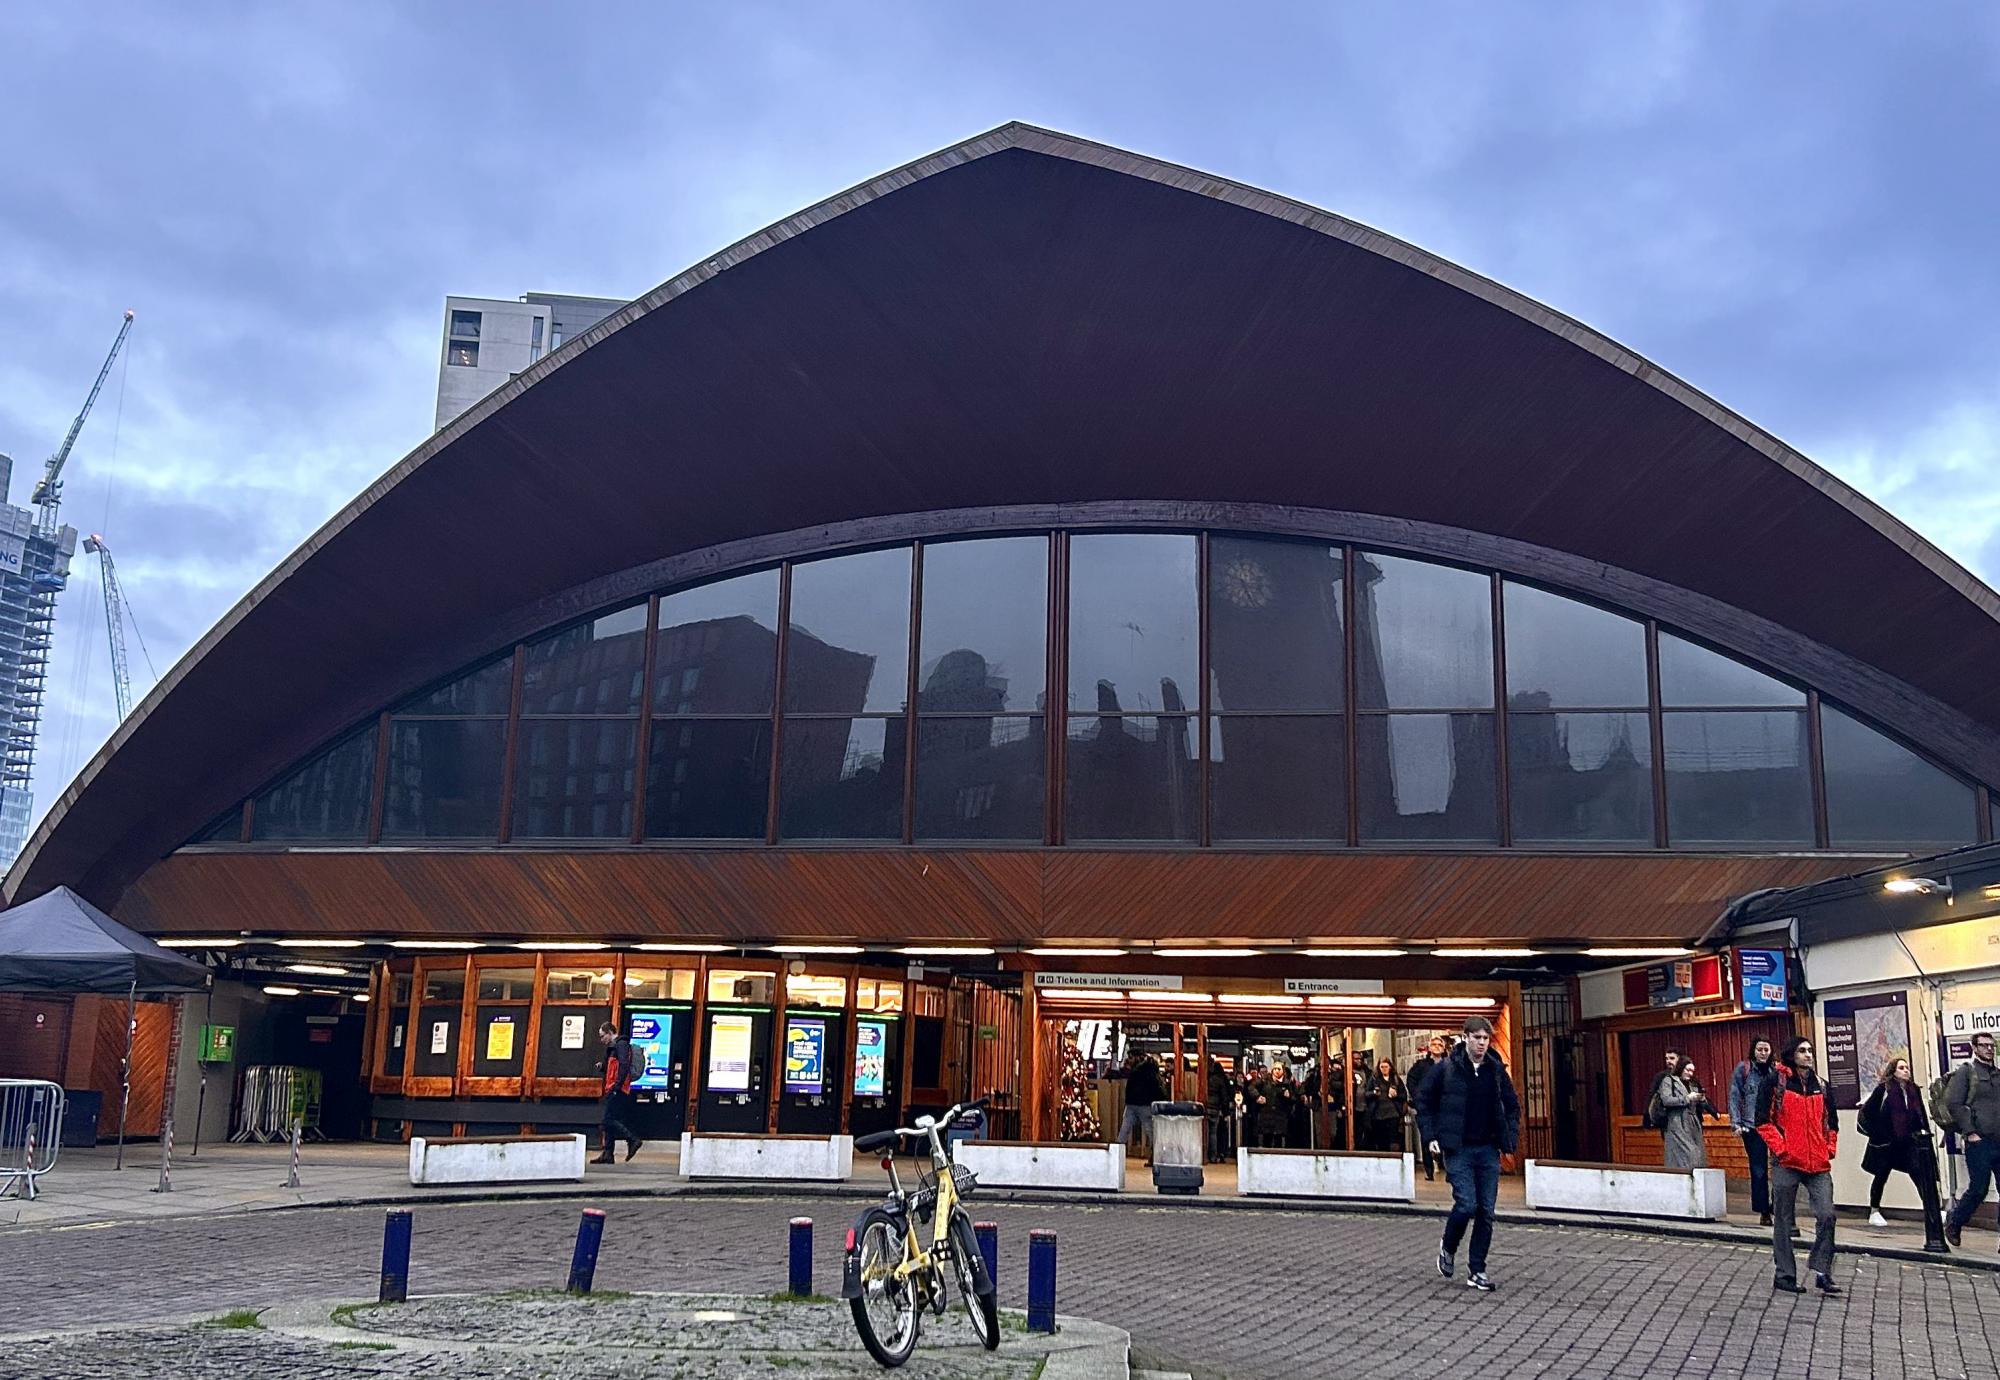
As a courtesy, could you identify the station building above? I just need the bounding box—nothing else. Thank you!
[6,125,2000,1167]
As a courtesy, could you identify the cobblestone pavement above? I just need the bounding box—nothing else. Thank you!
[4,1195,1999,1379]
[2,1292,1050,1379]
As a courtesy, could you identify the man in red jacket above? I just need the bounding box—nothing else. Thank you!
[1755,1036,1840,1296]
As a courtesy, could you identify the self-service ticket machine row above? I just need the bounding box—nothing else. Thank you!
[618,1005,904,1140]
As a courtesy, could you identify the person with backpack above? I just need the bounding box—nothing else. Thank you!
[1656,1057,1715,1170]
[1756,1036,1840,1295]
[1730,1038,1779,1225]
[1858,1057,1948,1251]
[592,1020,645,1165]
[1642,1047,1680,1133]
[1943,1029,2000,1247]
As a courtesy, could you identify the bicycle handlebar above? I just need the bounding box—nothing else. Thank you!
[853,1097,993,1153]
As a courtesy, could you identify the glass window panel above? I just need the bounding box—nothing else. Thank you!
[1067,534,1198,714]
[1657,633,1803,707]
[1662,711,1813,845]
[1821,706,1976,850]
[1508,712,1655,844]
[382,719,507,839]
[655,568,780,715]
[644,718,772,840]
[856,979,905,1013]
[707,968,776,1005]
[914,716,1045,841]
[1502,584,1647,709]
[1208,537,1345,712]
[1353,554,1494,710]
[421,964,466,1002]
[390,974,413,1005]
[252,727,377,841]
[778,716,906,840]
[917,537,1048,713]
[519,606,647,715]
[1208,715,1345,842]
[1064,714,1199,841]
[396,656,514,716]
[546,967,614,1003]
[512,719,637,840]
[624,967,698,1003]
[474,967,535,1002]
[1356,712,1499,842]
[785,548,912,714]
[788,973,848,1008]
[189,806,244,844]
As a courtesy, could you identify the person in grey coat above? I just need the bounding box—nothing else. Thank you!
[1657,1056,1715,1170]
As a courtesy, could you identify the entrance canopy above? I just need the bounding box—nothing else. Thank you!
[0,886,209,993]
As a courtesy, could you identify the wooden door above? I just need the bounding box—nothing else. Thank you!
[0,994,72,1082]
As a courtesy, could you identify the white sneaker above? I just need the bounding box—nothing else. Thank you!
[1868,1210,1888,1228]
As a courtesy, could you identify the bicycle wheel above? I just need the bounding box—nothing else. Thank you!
[948,1208,999,1350]
[849,1208,921,1368]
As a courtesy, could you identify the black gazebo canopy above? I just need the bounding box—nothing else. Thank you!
[0,885,207,993]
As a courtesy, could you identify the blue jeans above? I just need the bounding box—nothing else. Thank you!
[1739,1130,1770,1215]
[1118,1104,1155,1155]
[1443,1143,1502,1273]
[1948,1136,1997,1230]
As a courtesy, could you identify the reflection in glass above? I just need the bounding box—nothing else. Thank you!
[512,719,637,839]
[644,719,772,839]
[1356,713,1498,842]
[655,569,780,714]
[1067,535,1198,714]
[1353,554,1493,710]
[1209,716,1344,841]
[1503,584,1646,709]
[520,606,647,715]
[785,548,912,714]
[397,656,515,715]
[252,726,376,841]
[918,538,1047,713]
[1821,706,1975,850]
[382,719,506,839]
[1208,537,1344,712]
[779,716,906,839]
[915,716,1045,840]
[1065,714,1198,841]
[1658,633,1802,707]
[1663,711,1812,844]
[1508,713,1653,844]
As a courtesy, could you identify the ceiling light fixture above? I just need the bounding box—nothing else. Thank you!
[388,940,482,950]
[1026,947,1128,958]
[634,943,733,953]
[1884,877,1951,897]
[1306,994,1397,1007]
[1223,994,1306,1006]
[514,941,607,951]
[1406,996,1499,1008]
[261,985,302,996]
[772,944,865,955]
[1035,988,1125,1001]
[1129,991,1215,1003]
[272,939,366,948]
[1154,948,1262,958]
[284,963,350,977]
[1298,948,1409,958]
[1583,947,1694,958]
[1431,948,1540,959]
[897,946,997,957]
[353,993,370,1003]
[159,938,239,948]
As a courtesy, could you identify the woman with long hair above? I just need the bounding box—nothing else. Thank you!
[1362,1057,1408,1152]
[1858,1056,1949,1251]
[1656,1055,1716,1170]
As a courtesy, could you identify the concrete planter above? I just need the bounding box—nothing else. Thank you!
[408,1133,586,1186]
[677,1132,854,1181]
[955,1140,1126,1192]
[1525,1159,1728,1221]
[1236,1148,1416,1201]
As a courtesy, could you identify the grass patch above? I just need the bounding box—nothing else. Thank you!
[762,1291,835,1305]
[330,1302,379,1326]
[333,1341,395,1352]
[204,1310,263,1330]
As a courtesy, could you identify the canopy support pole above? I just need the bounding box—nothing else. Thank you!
[115,979,136,1170]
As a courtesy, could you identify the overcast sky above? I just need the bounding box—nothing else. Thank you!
[3,3,1996,833]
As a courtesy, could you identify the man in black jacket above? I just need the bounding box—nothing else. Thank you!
[1416,1017,1521,1292]
[1407,1035,1449,1180]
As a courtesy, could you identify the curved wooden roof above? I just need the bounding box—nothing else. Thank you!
[14,122,2000,906]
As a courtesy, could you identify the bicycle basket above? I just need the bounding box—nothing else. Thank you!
[910,1163,978,1219]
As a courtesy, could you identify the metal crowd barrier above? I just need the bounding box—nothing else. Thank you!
[231,1065,325,1144]
[1,1079,66,1200]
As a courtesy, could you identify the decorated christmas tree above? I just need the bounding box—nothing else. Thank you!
[1057,1024,1099,1141]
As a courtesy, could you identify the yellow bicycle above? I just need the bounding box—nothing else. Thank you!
[841,1096,999,1367]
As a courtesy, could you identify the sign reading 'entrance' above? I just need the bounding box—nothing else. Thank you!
[1283,978,1386,995]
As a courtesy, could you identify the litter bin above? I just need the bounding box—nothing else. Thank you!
[1149,1101,1205,1194]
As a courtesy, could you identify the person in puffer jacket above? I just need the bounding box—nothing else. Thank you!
[1755,1036,1841,1296]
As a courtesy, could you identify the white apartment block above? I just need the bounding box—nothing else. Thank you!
[434,292,624,432]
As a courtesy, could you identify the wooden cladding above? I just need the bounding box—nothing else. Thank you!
[121,846,1869,945]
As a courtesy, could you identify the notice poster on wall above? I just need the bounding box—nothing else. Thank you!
[785,1018,827,1095]
[392,1024,405,1050]
[708,1013,754,1092]
[1822,991,1910,1109]
[561,1015,586,1050]
[1738,949,1788,1013]
[628,1012,673,1091]
[485,1015,515,1062]
[429,1021,449,1055]
[854,1019,887,1097]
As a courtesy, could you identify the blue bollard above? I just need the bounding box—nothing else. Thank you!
[789,1217,814,1297]
[568,1208,607,1293]
[974,1221,998,1290]
[1027,1229,1056,1333]
[379,1209,412,1303]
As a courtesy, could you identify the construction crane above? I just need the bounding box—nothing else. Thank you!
[81,536,135,721]
[33,310,134,536]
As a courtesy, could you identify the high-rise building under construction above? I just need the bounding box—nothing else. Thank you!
[0,452,78,862]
